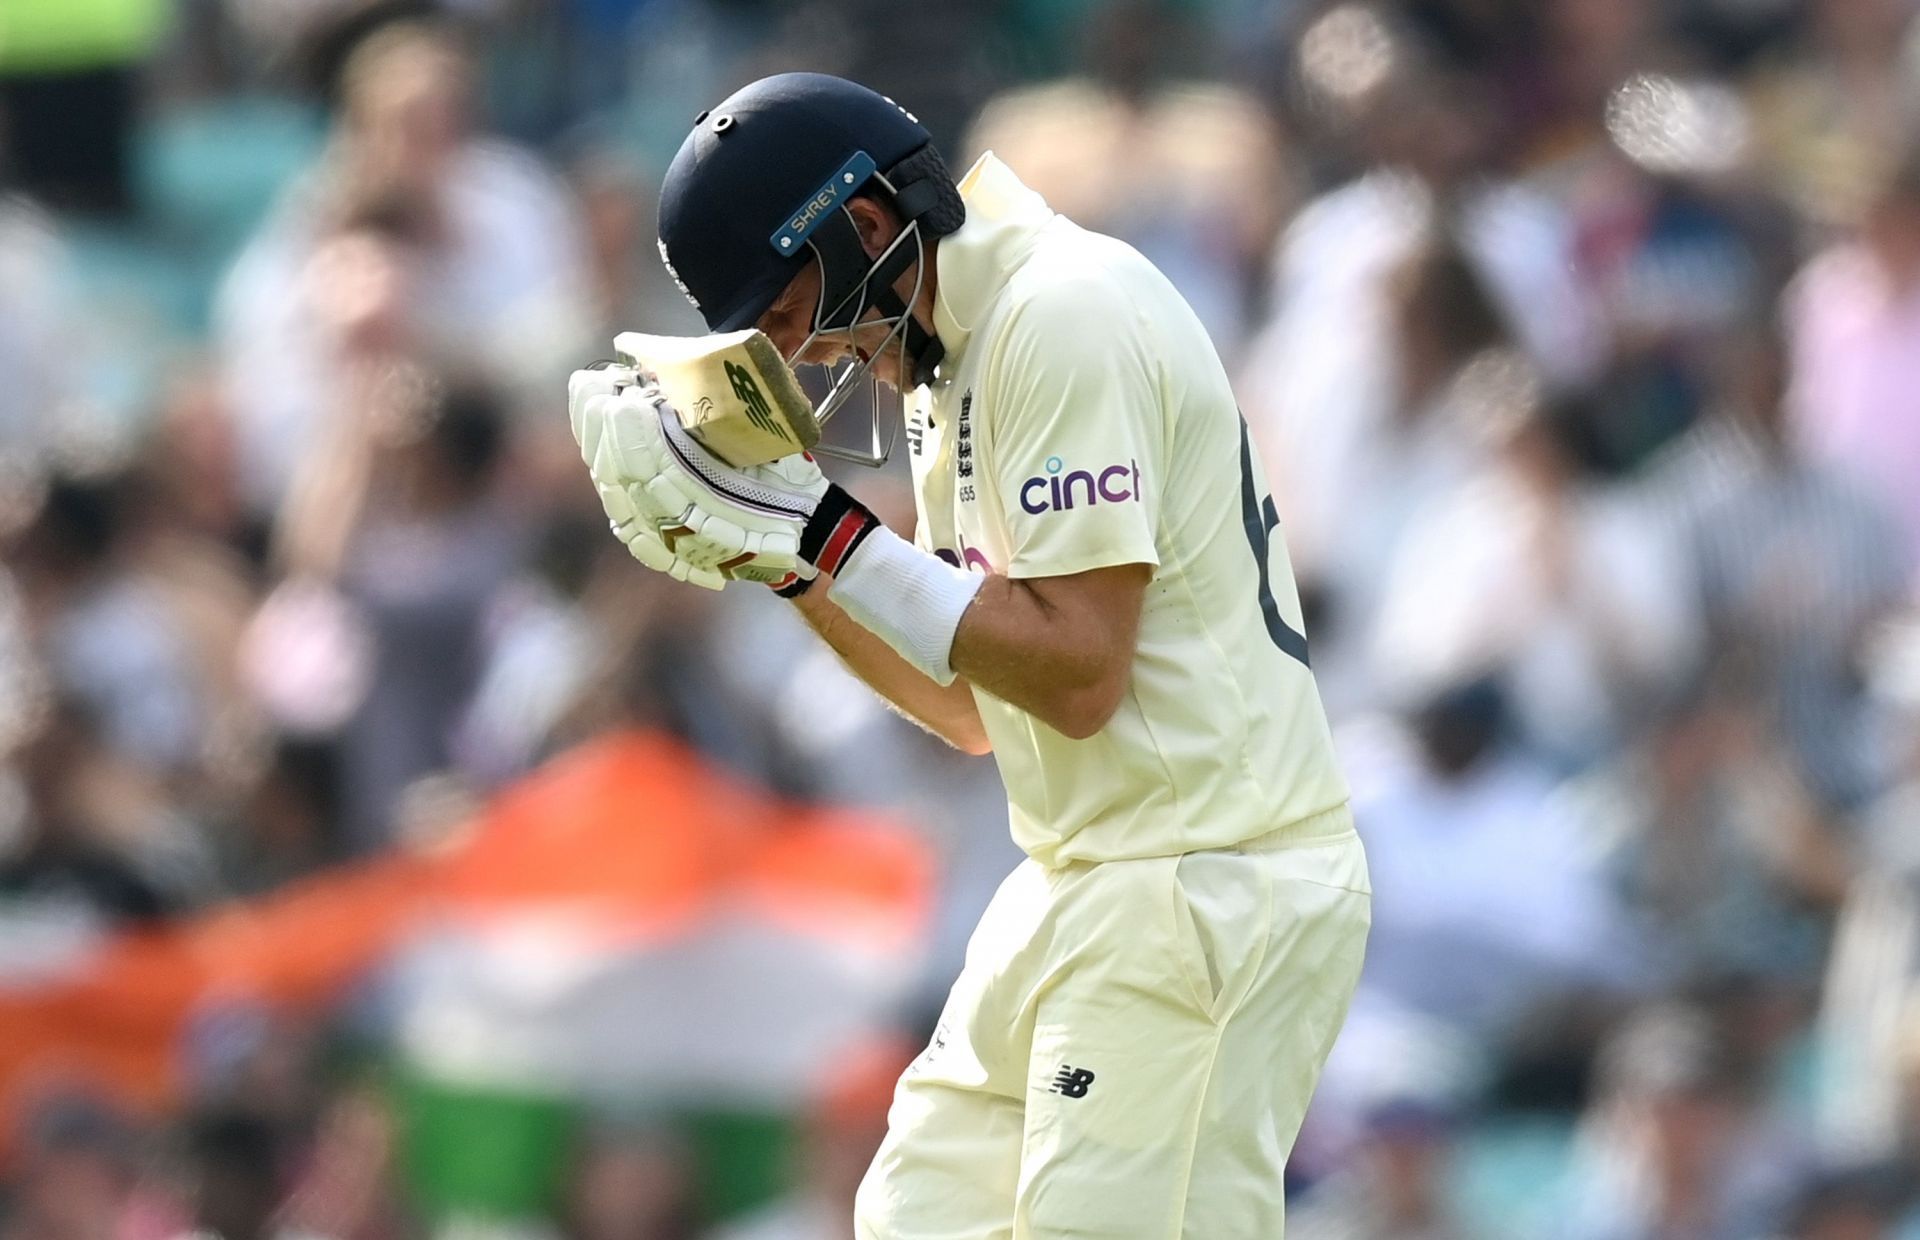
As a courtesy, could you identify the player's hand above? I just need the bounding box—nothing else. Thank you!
[631,393,828,584]
[568,364,726,590]
[569,364,829,588]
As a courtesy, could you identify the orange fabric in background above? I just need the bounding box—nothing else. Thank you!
[0,730,932,1148]
[0,854,430,1137]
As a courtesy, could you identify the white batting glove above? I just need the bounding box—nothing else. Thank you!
[629,395,827,584]
[630,409,894,598]
[570,363,887,595]
[568,364,726,590]
[569,360,888,595]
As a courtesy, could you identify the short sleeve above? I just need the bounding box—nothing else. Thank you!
[984,277,1163,579]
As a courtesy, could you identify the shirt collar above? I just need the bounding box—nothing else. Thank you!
[929,152,1055,375]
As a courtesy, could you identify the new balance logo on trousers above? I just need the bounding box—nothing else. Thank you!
[1049,1065,1096,1098]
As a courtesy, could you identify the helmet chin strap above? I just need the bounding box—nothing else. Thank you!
[785,178,946,466]
[861,245,945,388]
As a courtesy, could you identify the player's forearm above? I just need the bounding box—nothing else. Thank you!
[948,571,1145,740]
[792,490,1145,743]
[793,586,992,754]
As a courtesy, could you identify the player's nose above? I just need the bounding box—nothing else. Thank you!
[757,312,815,366]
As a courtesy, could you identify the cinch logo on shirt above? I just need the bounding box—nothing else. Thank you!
[1019,457,1141,515]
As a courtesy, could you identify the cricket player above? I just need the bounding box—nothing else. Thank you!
[567,72,1371,1238]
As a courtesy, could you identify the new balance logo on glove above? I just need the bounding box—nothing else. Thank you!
[725,360,790,444]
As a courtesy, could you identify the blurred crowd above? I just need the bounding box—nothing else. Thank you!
[3,0,1920,1236]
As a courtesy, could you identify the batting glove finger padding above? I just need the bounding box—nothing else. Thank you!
[619,388,832,581]
[568,365,632,466]
[570,365,725,590]
[665,556,728,590]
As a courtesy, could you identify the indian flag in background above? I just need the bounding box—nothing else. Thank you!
[0,729,935,1224]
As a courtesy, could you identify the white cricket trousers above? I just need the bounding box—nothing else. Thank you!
[854,803,1371,1239]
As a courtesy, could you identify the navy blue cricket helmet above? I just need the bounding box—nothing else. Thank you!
[656,74,964,452]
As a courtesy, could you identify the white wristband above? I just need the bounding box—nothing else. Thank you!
[828,526,983,686]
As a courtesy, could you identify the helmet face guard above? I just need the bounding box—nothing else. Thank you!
[655,75,966,467]
[771,161,947,467]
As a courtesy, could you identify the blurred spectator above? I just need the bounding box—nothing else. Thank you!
[11,474,210,778]
[562,1118,698,1240]
[452,510,608,786]
[1594,685,1849,990]
[0,1093,142,1240]
[215,12,591,513]
[1767,1164,1910,1240]
[262,373,523,851]
[0,197,86,462]
[1746,0,1920,227]
[1521,0,1668,178]
[1854,615,1920,879]
[177,1109,286,1240]
[1369,395,1697,766]
[1561,1004,1805,1240]
[1246,15,1600,647]
[1288,1096,1486,1240]
[143,365,259,556]
[1342,680,1628,1045]
[0,695,199,938]
[0,686,189,993]
[1530,0,1796,474]
[1813,619,1920,1163]
[1659,316,1907,807]
[1788,143,1920,580]
[1565,171,1795,473]
[276,1083,412,1240]
[1273,233,1513,711]
[965,79,1292,362]
[567,151,705,345]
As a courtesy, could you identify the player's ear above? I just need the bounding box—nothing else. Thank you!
[846,195,899,260]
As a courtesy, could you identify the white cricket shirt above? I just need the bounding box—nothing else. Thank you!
[906,153,1350,866]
